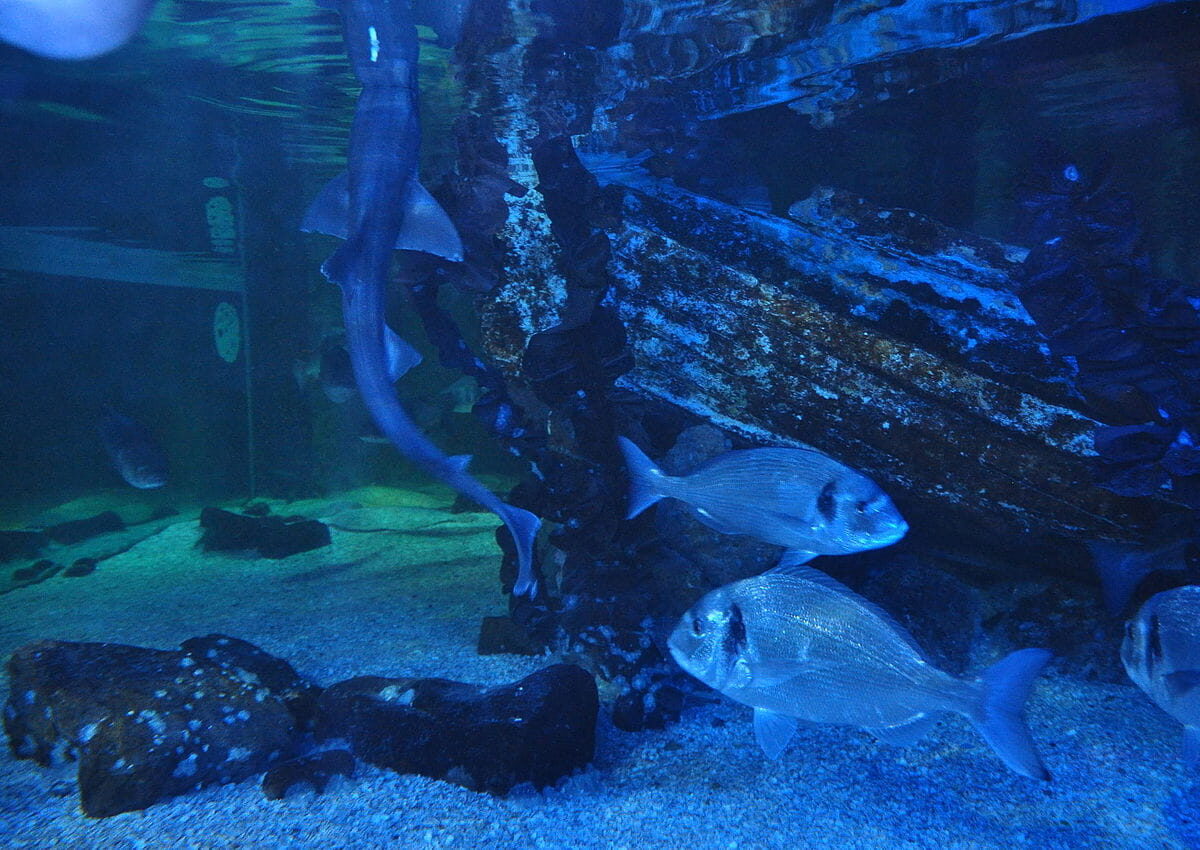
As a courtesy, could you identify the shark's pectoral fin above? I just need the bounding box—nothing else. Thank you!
[384,326,422,382]
[397,179,463,262]
[301,173,463,263]
[301,171,352,240]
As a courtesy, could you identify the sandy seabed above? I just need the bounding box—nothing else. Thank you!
[1,485,1196,849]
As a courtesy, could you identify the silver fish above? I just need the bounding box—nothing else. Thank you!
[619,437,907,564]
[668,562,1052,779]
[1122,586,1200,764]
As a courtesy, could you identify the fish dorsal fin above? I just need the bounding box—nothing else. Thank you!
[753,708,798,761]
[447,454,472,472]
[768,559,928,660]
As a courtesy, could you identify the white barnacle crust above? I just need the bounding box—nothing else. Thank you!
[172,754,198,778]
[379,684,416,705]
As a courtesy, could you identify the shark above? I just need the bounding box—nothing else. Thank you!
[303,0,541,596]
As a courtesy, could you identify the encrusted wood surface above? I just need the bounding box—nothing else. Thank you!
[605,0,1185,125]
[456,0,1169,550]
[594,175,1155,542]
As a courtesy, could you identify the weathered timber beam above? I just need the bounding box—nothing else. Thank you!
[595,173,1158,544]
[601,0,1186,125]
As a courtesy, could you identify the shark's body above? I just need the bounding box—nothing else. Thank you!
[306,0,540,595]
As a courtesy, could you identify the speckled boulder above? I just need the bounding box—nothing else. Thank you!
[315,664,597,794]
[3,635,314,817]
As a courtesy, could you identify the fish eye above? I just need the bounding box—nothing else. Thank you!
[855,500,869,514]
[691,617,704,637]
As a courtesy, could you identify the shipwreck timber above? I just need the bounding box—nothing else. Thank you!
[453,0,1196,553]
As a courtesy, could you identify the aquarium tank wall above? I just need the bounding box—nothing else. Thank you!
[1,0,1199,847]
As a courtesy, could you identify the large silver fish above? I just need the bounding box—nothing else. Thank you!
[668,562,1052,779]
[1122,586,1200,764]
[618,437,907,564]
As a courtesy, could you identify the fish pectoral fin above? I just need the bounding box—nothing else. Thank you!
[300,171,351,240]
[383,326,422,382]
[1165,670,1200,701]
[866,714,938,748]
[754,709,799,761]
[396,179,464,262]
[1184,727,1200,768]
[299,174,464,264]
[778,549,816,568]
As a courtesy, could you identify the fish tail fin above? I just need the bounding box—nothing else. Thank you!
[970,648,1053,781]
[618,436,668,519]
[500,504,541,598]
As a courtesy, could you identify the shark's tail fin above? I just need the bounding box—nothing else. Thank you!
[970,648,1052,781]
[301,171,464,263]
[617,436,669,519]
[499,503,541,597]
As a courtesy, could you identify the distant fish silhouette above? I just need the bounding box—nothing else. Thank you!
[98,406,167,489]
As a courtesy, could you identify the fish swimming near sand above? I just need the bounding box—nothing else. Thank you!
[1122,585,1200,765]
[302,0,540,595]
[98,406,167,490]
[668,561,1052,779]
[618,437,907,563]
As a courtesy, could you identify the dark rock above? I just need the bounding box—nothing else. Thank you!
[11,559,58,583]
[178,634,322,731]
[861,556,982,676]
[611,680,684,732]
[477,616,540,656]
[44,511,124,545]
[0,529,43,562]
[651,425,780,589]
[315,664,597,794]
[63,558,98,578]
[3,636,308,817]
[261,749,354,800]
[983,582,1124,683]
[199,507,331,559]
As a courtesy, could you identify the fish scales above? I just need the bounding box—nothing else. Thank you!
[670,564,1052,779]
